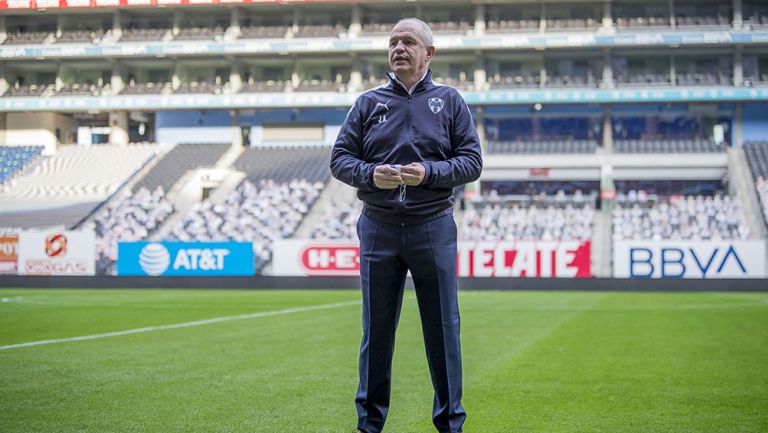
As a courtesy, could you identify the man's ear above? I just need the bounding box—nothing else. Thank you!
[426,46,436,62]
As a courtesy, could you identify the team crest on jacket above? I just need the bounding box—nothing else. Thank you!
[428,98,445,114]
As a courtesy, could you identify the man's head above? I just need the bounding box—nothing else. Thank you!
[388,18,436,83]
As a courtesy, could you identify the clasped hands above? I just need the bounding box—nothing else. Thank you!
[373,163,425,190]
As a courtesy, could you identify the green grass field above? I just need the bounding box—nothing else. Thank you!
[1,289,767,433]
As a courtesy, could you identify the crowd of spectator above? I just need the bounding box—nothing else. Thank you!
[744,141,768,226]
[169,178,322,273]
[612,193,749,241]
[756,177,768,226]
[309,198,362,241]
[462,191,595,242]
[85,186,174,274]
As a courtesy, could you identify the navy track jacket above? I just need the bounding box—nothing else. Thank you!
[330,69,483,220]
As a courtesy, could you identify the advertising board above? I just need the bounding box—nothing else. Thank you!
[117,241,254,276]
[613,240,767,278]
[18,231,96,275]
[272,240,592,278]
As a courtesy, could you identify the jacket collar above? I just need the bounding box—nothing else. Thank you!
[387,69,432,95]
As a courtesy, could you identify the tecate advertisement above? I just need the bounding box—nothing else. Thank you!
[117,242,254,276]
[18,231,96,276]
[0,235,19,274]
[613,240,767,279]
[272,240,592,278]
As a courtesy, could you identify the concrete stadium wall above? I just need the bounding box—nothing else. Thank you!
[0,276,766,291]
[155,110,232,145]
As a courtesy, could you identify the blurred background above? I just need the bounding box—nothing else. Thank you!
[0,0,767,281]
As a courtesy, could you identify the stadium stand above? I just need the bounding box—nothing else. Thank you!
[133,143,229,193]
[0,144,156,204]
[614,138,726,153]
[743,141,768,225]
[2,30,53,45]
[0,144,157,228]
[174,81,225,95]
[309,197,362,241]
[121,81,171,95]
[486,139,598,154]
[174,26,225,41]
[486,19,540,32]
[294,24,346,38]
[744,1,768,29]
[428,20,472,34]
[55,29,105,44]
[118,26,169,42]
[6,84,54,98]
[241,80,288,93]
[56,83,110,97]
[238,25,289,39]
[612,193,750,241]
[170,178,322,273]
[0,146,43,186]
[462,191,596,242]
[161,146,331,272]
[488,74,541,89]
[85,186,174,274]
[233,146,331,184]
[295,79,343,92]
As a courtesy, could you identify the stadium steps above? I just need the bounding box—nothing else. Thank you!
[0,144,157,229]
[132,143,230,194]
[150,149,245,242]
[293,177,355,238]
[74,144,174,230]
[727,147,768,239]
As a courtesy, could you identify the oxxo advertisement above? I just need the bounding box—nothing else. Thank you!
[117,242,254,276]
[272,240,592,278]
[18,231,96,276]
[0,235,19,274]
[613,240,767,279]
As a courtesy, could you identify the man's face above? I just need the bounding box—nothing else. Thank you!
[388,21,434,78]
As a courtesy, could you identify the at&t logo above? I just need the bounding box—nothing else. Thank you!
[139,243,171,276]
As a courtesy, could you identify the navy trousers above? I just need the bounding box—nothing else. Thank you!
[355,212,466,433]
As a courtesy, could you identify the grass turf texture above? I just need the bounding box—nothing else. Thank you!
[0,289,767,433]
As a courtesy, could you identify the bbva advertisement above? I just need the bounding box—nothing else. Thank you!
[272,240,592,278]
[117,242,254,276]
[613,240,767,279]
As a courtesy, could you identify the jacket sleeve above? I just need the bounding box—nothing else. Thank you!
[421,92,483,189]
[330,98,378,192]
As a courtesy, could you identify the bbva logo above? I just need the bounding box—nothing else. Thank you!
[628,245,747,278]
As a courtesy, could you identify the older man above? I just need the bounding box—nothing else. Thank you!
[330,18,482,433]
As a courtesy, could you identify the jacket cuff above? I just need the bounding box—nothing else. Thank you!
[421,161,433,186]
[366,164,377,190]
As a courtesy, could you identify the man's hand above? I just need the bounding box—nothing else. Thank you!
[401,163,425,186]
[373,164,403,189]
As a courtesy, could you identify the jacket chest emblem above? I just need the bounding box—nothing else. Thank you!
[428,98,445,114]
[374,99,390,124]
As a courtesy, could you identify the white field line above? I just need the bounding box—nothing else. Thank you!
[0,300,360,351]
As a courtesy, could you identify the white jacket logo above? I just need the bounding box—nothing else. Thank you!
[374,99,390,124]
[428,98,445,114]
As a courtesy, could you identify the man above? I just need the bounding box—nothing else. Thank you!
[330,18,482,433]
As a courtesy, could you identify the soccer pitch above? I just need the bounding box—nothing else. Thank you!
[1,289,767,433]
